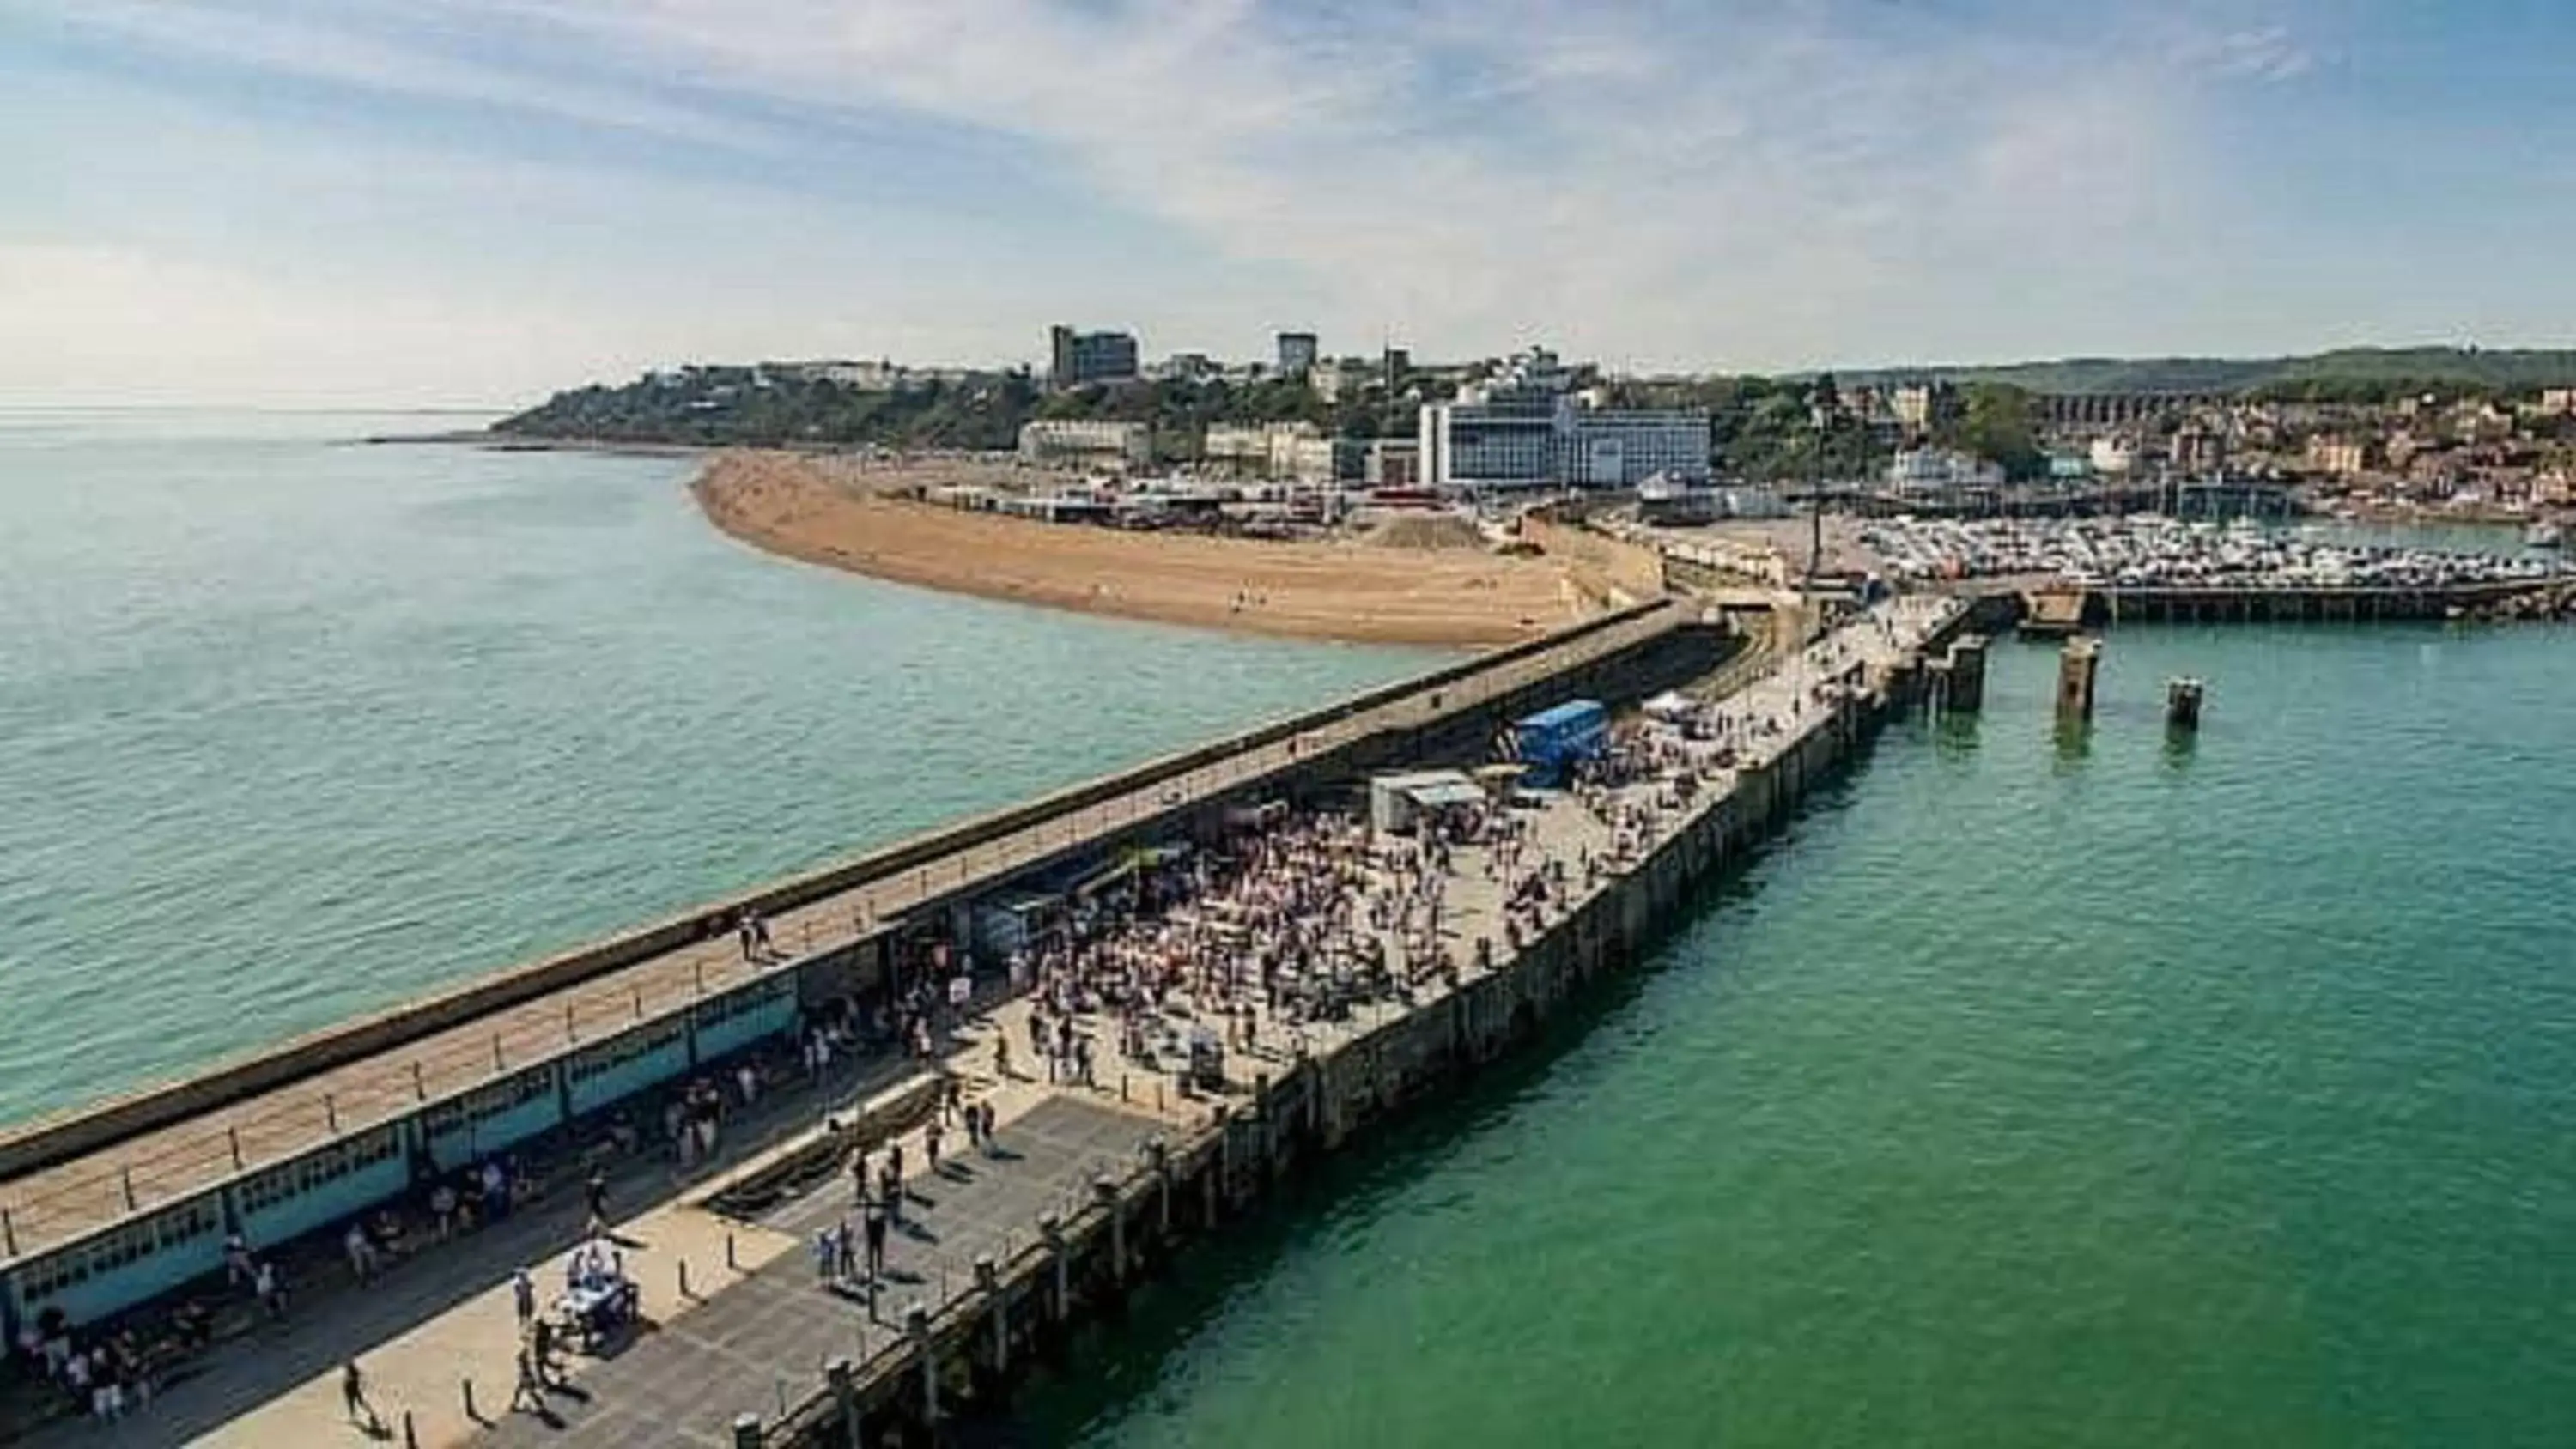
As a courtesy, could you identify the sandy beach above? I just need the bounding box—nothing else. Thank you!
[690,452,1613,646]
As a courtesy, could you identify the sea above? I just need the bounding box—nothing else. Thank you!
[7,412,2575,1445]
[1013,621,2576,1449]
[0,410,1428,1124]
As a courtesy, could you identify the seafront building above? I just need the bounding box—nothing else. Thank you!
[1416,348,1710,491]
[1017,418,1152,467]
[1886,446,2006,495]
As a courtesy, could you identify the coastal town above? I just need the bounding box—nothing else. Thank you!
[496,329,2576,537]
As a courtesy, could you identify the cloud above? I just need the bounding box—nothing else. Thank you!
[2179,24,2317,83]
[10,0,2342,385]
[43,0,789,150]
[432,0,2235,368]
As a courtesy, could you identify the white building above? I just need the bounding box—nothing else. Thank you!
[1416,348,1708,491]
[1018,419,1152,467]
[1203,421,1323,478]
[1886,448,2004,494]
[2088,436,2138,476]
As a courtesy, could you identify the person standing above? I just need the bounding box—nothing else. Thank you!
[512,1266,536,1327]
[863,1199,888,1278]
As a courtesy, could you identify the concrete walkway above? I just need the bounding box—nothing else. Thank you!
[13,1052,920,1449]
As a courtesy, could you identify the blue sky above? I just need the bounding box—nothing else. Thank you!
[1,0,2571,405]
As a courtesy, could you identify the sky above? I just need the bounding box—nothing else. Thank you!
[2,0,2573,407]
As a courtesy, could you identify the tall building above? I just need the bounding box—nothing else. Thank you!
[1275,331,1320,377]
[1416,348,1708,491]
[1048,324,1141,389]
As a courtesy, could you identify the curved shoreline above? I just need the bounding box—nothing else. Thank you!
[690,452,1601,647]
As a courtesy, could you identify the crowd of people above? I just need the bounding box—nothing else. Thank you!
[13,1307,162,1425]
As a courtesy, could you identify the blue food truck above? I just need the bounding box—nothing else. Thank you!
[1513,699,1607,786]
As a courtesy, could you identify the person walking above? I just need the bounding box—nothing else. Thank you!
[583,1168,610,1237]
[341,1360,380,1431]
[513,1266,536,1327]
[530,1316,558,1386]
[510,1344,546,1413]
[925,1119,944,1177]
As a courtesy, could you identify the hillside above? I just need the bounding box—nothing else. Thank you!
[1841,347,2576,397]
[492,365,1414,452]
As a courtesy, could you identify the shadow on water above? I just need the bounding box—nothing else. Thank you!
[958,773,1879,1447]
[2052,718,2093,768]
[1930,708,1982,762]
[2162,725,2200,772]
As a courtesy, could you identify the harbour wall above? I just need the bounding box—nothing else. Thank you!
[775,609,1960,1446]
[0,603,1684,1185]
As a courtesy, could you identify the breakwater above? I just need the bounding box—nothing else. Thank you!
[0,600,1719,1339]
[741,598,1965,1448]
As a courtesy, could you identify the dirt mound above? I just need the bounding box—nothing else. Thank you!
[1361,512,1488,551]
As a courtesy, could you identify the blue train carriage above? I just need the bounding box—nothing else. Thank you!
[689,973,799,1066]
[422,1063,564,1174]
[2,1120,408,1338]
[1512,699,1608,787]
[2,971,808,1339]
[3,1193,227,1339]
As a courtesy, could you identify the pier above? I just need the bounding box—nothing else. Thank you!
[0,586,1967,1446]
[513,595,1961,1448]
[0,602,1720,1419]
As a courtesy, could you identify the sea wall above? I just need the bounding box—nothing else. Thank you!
[0,604,1679,1183]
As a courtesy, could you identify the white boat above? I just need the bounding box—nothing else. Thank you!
[2526,520,2564,549]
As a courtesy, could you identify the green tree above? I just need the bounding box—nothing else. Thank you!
[1952,383,2044,481]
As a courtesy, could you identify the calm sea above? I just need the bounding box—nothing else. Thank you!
[0,410,1428,1124]
[1018,623,2576,1448]
[10,415,2574,1444]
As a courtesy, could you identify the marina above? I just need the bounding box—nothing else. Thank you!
[1856,515,2571,592]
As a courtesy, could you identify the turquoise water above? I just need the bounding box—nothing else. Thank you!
[13,415,2575,1442]
[1020,625,2576,1448]
[0,411,1428,1124]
